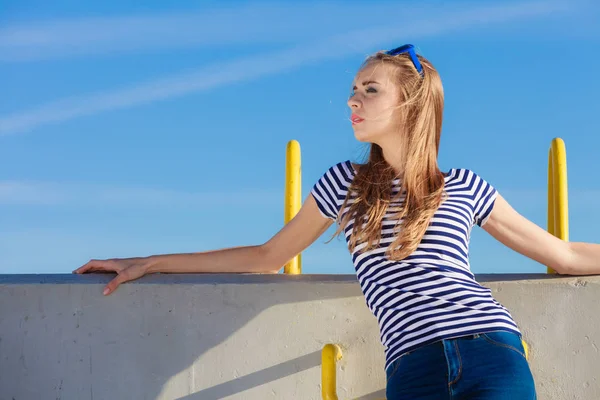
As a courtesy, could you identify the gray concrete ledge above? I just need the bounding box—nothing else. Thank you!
[2,272,599,399]
[1,272,595,285]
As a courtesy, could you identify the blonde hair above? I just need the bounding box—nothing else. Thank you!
[332,50,445,260]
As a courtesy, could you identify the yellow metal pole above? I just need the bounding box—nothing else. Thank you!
[321,344,343,400]
[284,140,302,274]
[552,138,569,242]
[547,148,555,237]
[522,340,529,360]
[547,138,569,274]
[547,148,555,274]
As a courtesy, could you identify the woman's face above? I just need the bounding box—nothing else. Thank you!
[348,62,402,144]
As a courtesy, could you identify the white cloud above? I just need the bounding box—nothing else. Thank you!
[0,4,324,62]
[0,1,569,136]
[1,2,566,62]
[3,179,598,212]
[0,180,280,207]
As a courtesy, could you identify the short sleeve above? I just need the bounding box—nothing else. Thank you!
[471,171,498,227]
[310,161,355,221]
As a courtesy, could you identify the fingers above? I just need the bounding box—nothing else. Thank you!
[75,258,148,296]
[73,258,138,296]
[103,271,131,296]
[73,259,116,274]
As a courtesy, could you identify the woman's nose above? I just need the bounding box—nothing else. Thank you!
[347,95,361,109]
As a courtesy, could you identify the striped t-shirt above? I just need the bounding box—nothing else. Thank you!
[310,160,521,371]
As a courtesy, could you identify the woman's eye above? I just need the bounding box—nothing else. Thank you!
[349,87,376,98]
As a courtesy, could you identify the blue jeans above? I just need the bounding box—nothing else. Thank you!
[386,331,536,399]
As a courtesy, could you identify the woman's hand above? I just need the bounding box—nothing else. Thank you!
[73,257,154,295]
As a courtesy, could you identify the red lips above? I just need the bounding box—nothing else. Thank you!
[351,114,364,124]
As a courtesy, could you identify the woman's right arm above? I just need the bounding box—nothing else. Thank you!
[73,194,333,295]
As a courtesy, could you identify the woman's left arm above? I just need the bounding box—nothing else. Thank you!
[482,194,600,275]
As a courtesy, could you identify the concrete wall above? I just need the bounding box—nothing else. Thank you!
[1,273,599,400]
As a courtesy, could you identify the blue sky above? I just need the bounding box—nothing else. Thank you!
[1,0,599,275]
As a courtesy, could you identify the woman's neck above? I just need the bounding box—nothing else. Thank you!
[378,138,406,178]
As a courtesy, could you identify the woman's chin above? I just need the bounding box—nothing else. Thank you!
[353,127,374,143]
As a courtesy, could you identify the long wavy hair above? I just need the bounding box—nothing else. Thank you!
[332,51,445,260]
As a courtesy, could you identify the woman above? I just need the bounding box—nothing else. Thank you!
[74,45,600,399]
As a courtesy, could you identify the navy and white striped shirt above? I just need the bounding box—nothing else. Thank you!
[311,160,521,371]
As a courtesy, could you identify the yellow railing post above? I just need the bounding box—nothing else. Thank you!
[522,340,529,360]
[284,140,302,274]
[321,344,343,400]
[547,137,569,274]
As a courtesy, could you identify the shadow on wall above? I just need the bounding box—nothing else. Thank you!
[0,273,368,400]
[176,354,388,400]
[177,351,321,399]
